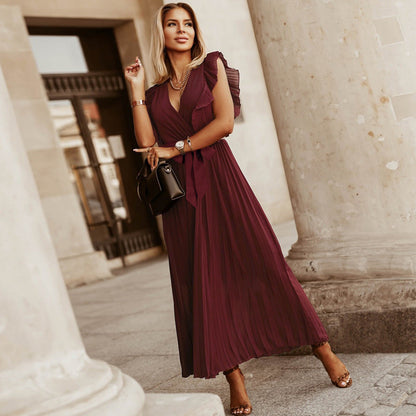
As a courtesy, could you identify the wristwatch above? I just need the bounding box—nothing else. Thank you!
[175,140,185,155]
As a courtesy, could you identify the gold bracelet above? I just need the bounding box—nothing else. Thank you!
[131,99,146,108]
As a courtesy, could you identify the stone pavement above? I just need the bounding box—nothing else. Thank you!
[68,221,416,416]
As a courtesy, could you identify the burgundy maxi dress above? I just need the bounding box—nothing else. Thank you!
[145,51,328,379]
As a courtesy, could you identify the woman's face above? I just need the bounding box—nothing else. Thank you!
[163,7,195,53]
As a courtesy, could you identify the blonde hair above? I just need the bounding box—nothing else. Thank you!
[151,2,207,84]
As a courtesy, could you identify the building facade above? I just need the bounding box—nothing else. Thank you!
[1,0,416,414]
[0,0,292,287]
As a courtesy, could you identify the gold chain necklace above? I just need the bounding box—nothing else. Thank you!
[169,69,191,95]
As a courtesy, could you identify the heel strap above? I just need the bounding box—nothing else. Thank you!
[223,365,239,376]
[312,340,329,350]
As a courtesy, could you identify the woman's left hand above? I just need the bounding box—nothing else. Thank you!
[133,146,177,170]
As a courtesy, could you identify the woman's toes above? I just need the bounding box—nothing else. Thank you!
[333,372,352,388]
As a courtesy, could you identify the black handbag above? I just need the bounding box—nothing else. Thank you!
[136,159,185,216]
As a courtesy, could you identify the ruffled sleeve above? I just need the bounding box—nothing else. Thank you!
[203,51,241,119]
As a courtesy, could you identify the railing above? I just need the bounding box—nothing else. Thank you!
[93,229,161,260]
[43,71,125,99]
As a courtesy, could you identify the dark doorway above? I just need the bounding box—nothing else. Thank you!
[28,26,161,264]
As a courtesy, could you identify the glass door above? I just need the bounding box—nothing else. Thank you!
[49,100,106,224]
[74,97,130,223]
[48,98,127,263]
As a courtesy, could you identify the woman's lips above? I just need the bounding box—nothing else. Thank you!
[175,37,189,43]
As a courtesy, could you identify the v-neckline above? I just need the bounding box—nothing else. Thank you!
[166,69,192,114]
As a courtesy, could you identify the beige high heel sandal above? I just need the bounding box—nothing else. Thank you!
[312,341,352,388]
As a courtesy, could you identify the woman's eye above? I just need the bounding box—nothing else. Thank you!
[185,22,193,27]
[167,22,176,27]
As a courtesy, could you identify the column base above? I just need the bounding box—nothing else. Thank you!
[302,277,416,353]
[59,252,112,288]
[287,236,416,281]
[0,355,145,416]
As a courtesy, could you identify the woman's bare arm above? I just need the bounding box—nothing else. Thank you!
[184,57,234,151]
[124,57,156,148]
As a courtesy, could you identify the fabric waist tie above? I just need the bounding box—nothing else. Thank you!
[172,145,216,208]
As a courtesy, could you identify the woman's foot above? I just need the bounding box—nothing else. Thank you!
[223,365,252,415]
[312,342,352,388]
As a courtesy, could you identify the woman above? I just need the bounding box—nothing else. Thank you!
[124,3,352,415]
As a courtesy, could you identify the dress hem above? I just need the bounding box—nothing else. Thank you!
[181,336,329,379]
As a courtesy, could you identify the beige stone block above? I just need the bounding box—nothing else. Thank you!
[400,118,416,148]
[374,17,405,45]
[396,4,416,51]
[27,147,73,197]
[381,44,416,95]
[114,21,141,67]
[144,393,225,416]
[0,51,45,99]
[114,20,153,84]
[368,0,398,19]
[0,0,141,19]
[13,99,59,151]
[391,93,416,120]
[0,6,32,52]
[40,193,95,257]
[60,251,112,288]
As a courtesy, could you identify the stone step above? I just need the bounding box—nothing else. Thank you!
[144,393,225,416]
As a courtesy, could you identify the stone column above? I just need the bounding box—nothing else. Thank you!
[0,5,111,287]
[248,0,416,351]
[0,63,146,414]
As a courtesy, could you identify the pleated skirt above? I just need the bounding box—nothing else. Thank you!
[162,139,328,379]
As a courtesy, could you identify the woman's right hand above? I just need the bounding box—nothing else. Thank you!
[124,56,145,88]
